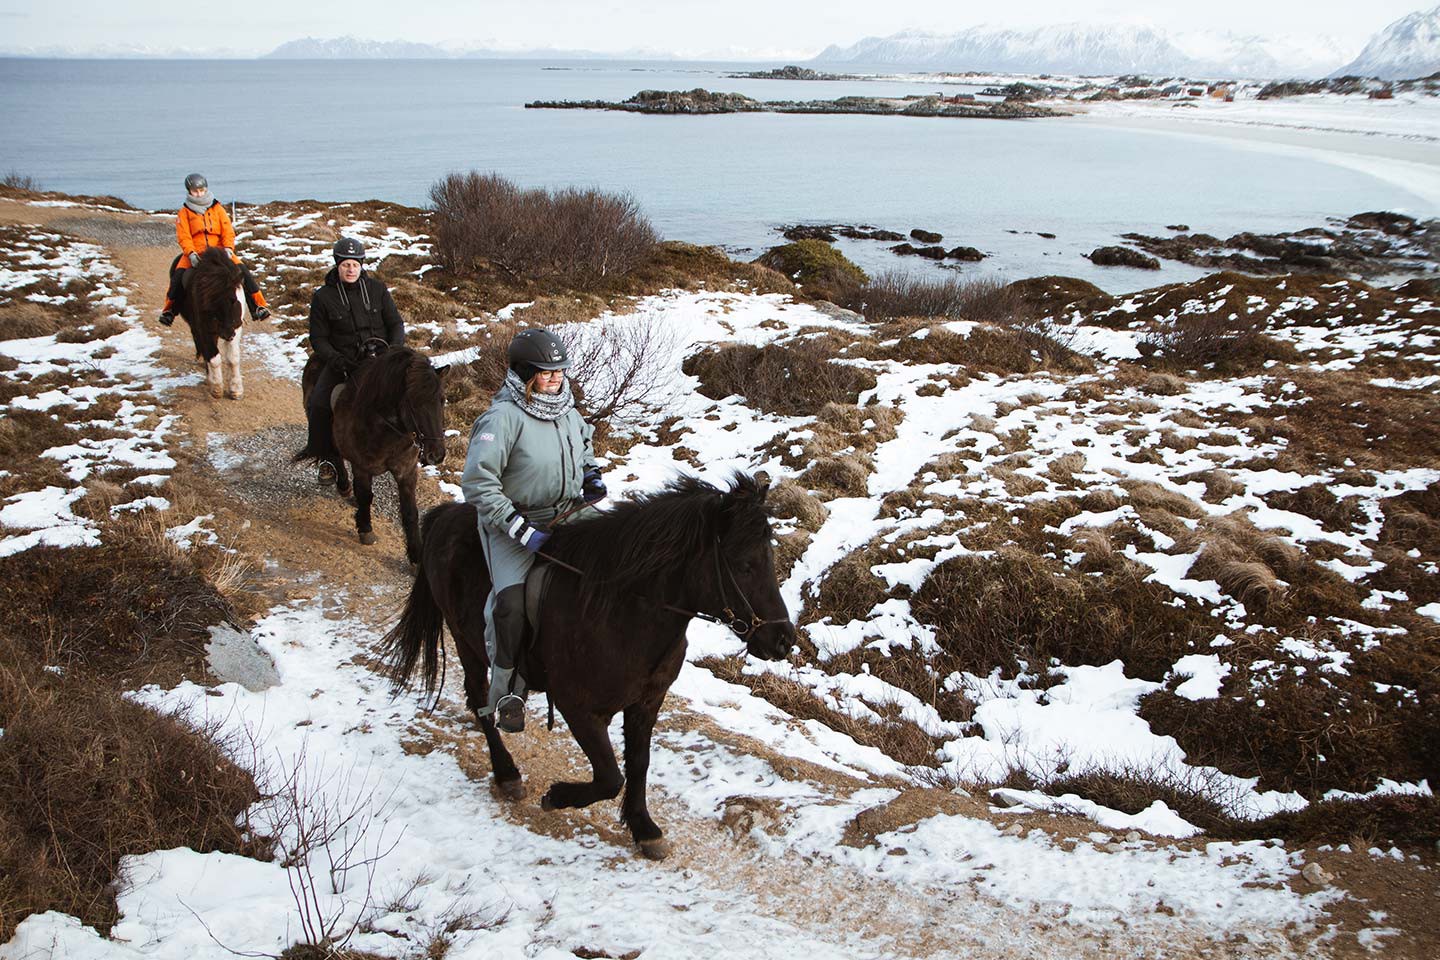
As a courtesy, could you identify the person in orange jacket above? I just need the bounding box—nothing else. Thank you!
[158,173,270,326]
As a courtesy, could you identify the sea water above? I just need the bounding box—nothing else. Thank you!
[1,58,1432,292]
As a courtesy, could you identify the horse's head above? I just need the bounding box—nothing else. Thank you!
[403,357,450,467]
[713,473,795,661]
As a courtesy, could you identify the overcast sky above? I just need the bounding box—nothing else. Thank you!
[0,0,1429,57]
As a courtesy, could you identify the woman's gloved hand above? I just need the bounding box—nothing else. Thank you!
[506,512,550,553]
[188,252,200,267]
[582,467,607,504]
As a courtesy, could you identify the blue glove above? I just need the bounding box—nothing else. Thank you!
[582,467,606,504]
[506,513,550,553]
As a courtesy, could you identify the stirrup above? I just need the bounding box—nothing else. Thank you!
[317,462,336,485]
[495,694,526,733]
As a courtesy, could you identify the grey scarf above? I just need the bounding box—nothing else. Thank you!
[183,191,214,215]
[503,368,574,421]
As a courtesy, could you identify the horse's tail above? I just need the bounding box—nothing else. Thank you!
[381,563,445,698]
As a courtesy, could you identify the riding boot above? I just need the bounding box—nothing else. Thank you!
[486,585,528,733]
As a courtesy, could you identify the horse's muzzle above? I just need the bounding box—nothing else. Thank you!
[748,619,795,662]
[421,443,447,467]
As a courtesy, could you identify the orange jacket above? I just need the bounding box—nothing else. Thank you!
[175,201,238,266]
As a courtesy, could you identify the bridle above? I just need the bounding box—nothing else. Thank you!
[539,534,789,641]
[356,340,444,455]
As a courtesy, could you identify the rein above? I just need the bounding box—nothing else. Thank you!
[536,535,787,641]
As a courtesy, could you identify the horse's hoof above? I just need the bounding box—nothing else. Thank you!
[358,531,378,545]
[496,778,525,801]
[226,391,243,400]
[639,838,670,861]
[209,388,223,400]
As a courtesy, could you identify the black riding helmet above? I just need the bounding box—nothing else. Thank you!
[184,173,207,192]
[333,237,366,263]
[507,329,571,381]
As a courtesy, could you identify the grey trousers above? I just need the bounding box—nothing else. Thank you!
[479,525,535,690]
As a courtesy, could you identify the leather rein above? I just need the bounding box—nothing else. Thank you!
[538,534,788,641]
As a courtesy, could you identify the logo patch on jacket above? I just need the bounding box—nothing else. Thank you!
[478,431,496,442]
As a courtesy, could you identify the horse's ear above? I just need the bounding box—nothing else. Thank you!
[754,470,771,502]
[435,364,450,379]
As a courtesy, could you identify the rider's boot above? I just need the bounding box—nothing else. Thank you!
[486,585,528,733]
[250,292,270,322]
[158,298,175,327]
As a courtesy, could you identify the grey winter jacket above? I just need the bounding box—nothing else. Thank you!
[460,393,597,534]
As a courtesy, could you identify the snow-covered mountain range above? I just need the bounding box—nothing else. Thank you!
[1333,5,1440,79]
[263,36,448,59]
[812,22,1356,79]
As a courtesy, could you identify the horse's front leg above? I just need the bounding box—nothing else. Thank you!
[395,464,422,566]
[222,330,243,400]
[541,710,622,812]
[205,354,223,399]
[353,469,377,545]
[621,699,668,859]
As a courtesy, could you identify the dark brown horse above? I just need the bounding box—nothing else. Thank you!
[381,473,794,859]
[176,247,244,399]
[297,346,448,563]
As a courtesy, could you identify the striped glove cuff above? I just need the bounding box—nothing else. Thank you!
[506,513,547,551]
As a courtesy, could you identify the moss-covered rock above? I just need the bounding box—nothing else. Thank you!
[755,240,868,300]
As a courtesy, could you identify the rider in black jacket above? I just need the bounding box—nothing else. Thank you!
[301,237,406,487]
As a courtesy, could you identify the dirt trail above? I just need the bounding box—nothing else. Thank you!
[1,199,1362,960]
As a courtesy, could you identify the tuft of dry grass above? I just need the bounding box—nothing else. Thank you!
[0,301,64,340]
[767,478,829,531]
[683,337,877,417]
[797,456,870,497]
[0,662,263,940]
[697,657,942,767]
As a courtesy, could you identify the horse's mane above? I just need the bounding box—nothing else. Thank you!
[348,346,433,414]
[546,473,769,619]
[188,248,242,327]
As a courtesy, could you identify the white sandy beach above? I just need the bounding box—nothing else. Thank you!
[1063,92,1440,211]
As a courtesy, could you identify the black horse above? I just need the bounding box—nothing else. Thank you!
[296,346,448,563]
[174,247,245,399]
[381,473,794,859]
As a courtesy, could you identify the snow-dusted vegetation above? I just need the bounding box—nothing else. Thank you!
[1,185,1436,958]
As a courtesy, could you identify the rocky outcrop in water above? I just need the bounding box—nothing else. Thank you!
[1121,212,1440,278]
[725,65,861,81]
[1087,246,1161,269]
[527,89,1063,119]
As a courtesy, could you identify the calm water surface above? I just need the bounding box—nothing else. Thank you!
[2,58,1432,291]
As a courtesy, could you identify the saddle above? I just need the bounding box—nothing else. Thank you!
[327,339,391,411]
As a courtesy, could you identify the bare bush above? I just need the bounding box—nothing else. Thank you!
[429,172,658,288]
[843,271,1026,323]
[2,171,41,191]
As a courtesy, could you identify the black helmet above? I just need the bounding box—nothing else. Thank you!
[507,328,570,372]
[184,173,207,192]
[333,237,366,263]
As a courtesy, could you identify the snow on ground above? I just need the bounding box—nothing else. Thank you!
[2,598,1340,960]
[0,227,185,556]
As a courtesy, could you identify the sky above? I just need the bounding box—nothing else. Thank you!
[0,0,1431,58]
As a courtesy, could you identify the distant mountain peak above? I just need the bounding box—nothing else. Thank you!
[1334,5,1440,80]
[263,36,448,59]
[814,21,1355,78]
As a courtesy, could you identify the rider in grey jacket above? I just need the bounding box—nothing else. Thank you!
[459,328,604,732]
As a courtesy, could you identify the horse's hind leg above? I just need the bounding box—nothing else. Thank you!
[353,469,377,545]
[222,330,243,400]
[621,699,668,859]
[396,466,421,566]
[541,710,623,812]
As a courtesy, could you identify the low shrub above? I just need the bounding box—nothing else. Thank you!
[429,171,658,289]
[682,337,876,416]
[0,663,261,939]
[842,271,1026,322]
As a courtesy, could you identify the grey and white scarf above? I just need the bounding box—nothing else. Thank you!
[183,191,214,215]
[503,368,574,421]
